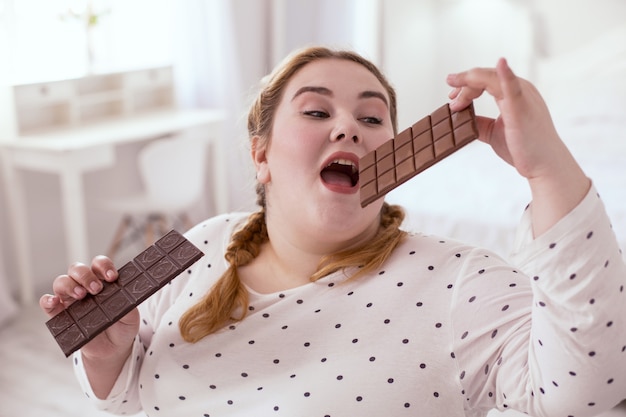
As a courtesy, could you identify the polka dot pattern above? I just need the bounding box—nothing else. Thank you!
[132,218,473,416]
[73,186,626,417]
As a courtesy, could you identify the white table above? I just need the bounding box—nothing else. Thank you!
[0,108,226,304]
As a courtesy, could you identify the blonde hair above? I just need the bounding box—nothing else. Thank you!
[179,46,407,342]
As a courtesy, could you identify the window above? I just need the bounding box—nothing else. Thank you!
[0,0,174,85]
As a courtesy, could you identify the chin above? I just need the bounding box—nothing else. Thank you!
[318,200,381,233]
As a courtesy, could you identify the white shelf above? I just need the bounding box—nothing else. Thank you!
[12,66,175,135]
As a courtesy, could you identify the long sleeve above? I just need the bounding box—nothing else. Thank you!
[453,183,626,416]
[71,213,241,415]
[73,335,145,414]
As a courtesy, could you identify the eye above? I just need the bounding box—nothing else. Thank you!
[360,116,383,125]
[302,110,329,119]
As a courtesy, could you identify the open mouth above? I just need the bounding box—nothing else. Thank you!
[320,159,359,188]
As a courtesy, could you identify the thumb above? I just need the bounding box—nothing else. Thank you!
[39,294,67,319]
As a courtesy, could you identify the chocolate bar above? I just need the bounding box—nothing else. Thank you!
[46,230,204,357]
[359,103,479,207]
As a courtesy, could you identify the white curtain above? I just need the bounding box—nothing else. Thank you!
[0,0,18,322]
[172,0,234,110]
[168,0,382,213]
[0,172,18,326]
[170,0,274,213]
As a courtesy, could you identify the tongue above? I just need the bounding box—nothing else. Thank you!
[321,170,353,187]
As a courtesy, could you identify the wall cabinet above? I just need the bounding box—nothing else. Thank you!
[12,66,174,135]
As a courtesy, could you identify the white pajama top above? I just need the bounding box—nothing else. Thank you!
[73,184,626,417]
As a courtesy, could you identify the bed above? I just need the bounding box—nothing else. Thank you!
[386,25,626,261]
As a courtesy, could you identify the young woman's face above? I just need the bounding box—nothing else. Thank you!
[253,58,394,244]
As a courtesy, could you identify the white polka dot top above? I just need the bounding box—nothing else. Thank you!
[74,184,626,417]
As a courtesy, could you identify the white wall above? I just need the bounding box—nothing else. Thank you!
[532,0,626,58]
[382,0,626,129]
[381,0,534,128]
[270,0,382,68]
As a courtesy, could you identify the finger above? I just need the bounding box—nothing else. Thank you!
[448,87,483,112]
[496,57,522,100]
[67,262,104,295]
[474,116,497,143]
[39,294,65,318]
[446,66,500,95]
[91,255,118,282]
[52,273,87,305]
[446,67,503,110]
[448,87,461,100]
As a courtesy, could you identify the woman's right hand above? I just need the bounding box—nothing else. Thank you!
[39,255,140,361]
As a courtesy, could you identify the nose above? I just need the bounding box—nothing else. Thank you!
[333,132,359,143]
[330,116,360,144]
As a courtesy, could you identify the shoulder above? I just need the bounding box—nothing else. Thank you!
[394,231,477,263]
[139,212,254,324]
[184,212,254,255]
[388,231,516,284]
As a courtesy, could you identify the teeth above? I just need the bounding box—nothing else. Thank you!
[327,159,357,173]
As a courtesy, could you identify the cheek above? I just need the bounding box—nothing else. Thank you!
[270,128,322,172]
[369,129,395,151]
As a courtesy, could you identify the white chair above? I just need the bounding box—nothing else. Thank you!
[104,133,209,260]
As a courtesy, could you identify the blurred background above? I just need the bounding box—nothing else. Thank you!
[0,0,625,415]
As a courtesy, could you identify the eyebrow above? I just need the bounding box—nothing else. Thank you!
[292,86,388,108]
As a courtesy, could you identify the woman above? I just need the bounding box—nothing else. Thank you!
[41,46,626,416]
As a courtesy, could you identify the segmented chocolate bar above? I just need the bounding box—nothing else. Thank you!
[359,103,479,207]
[46,230,204,357]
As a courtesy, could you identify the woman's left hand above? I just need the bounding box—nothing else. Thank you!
[446,58,590,236]
[447,58,565,180]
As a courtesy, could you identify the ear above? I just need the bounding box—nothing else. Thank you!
[251,135,270,184]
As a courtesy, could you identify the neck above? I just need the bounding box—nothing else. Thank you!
[239,209,380,294]
[237,239,320,294]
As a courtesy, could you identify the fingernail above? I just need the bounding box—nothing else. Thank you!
[46,295,56,306]
[74,286,86,298]
[90,281,102,294]
[106,269,116,280]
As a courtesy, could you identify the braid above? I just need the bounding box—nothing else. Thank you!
[179,211,268,343]
[180,204,406,342]
[224,210,268,266]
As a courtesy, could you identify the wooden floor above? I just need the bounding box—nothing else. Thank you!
[0,302,144,417]
[1,303,624,417]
